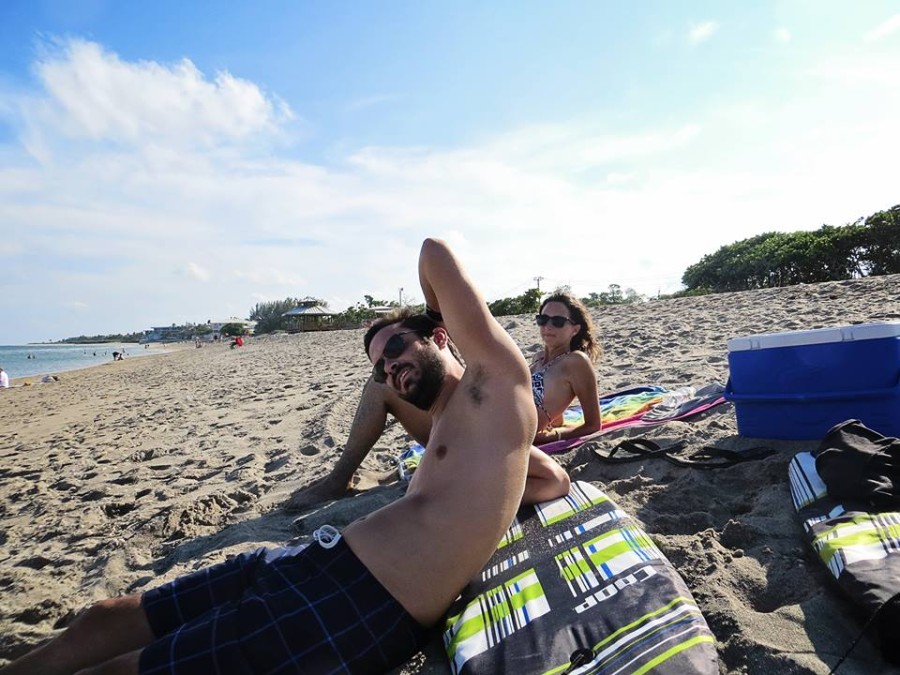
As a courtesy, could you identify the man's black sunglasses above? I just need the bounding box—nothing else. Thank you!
[372,330,424,383]
[535,314,575,328]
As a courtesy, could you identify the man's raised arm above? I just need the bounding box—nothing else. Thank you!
[418,238,522,371]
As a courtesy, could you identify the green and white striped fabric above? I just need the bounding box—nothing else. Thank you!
[790,451,900,603]
[443,481,718,674]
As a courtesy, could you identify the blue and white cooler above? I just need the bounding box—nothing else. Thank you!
[725,322,900,440]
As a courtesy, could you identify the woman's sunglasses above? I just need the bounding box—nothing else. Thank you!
[372,330,424,383]
[535,314,575,328]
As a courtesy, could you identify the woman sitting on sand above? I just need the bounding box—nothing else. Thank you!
[531,291,602,445]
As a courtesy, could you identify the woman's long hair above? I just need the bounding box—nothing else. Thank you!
[540,292,602,363]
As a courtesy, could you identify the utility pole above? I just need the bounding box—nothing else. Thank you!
[398,287,404,307]
[534,276,544,292]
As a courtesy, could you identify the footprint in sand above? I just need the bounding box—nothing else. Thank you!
[102,502,137,518]
[265,456,290,473]
[13,598,65,626]
[15,555,58,570]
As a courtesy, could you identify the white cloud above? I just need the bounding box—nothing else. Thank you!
[234,269,308,287]
[688,21,719,45]
[774,27,792,44]
[25,38,292,150]
[0,241,24,255]
[345,94,400,112]
[185,262,211,282]
[812,51,900,88]
[864,14,900,43]
[605,172,636,185]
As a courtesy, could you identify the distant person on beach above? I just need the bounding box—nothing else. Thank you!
[5,238,546,674]
[0,367,8,389]
[530,291,603,445]
[286,308,571,512]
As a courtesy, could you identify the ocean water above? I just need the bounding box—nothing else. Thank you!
[0,343,148,380]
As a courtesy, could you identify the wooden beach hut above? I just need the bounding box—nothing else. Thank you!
[282,302,334,332]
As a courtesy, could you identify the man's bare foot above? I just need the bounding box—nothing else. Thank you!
[284,477,351,512]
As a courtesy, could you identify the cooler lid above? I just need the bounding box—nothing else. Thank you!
[727,321,900,352]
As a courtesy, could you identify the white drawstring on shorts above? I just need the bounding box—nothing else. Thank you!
[313,524,342,549]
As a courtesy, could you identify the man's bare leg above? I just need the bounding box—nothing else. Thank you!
[522,446,571,505]
[76,650,141,675]
[2,595,152,675]
[285,378,432,512]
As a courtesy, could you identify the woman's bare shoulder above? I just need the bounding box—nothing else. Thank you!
[567,350,595,368]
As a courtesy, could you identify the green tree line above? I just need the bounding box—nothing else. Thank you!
[486,285,644,318]
[61,332,146,344]
[247,284,646,334]
[682,204,900,293]
[249,295,413,333]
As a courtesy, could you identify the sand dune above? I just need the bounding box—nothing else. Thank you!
[2,274,899,673]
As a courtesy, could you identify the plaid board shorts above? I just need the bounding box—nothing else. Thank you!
[139,537,429,674]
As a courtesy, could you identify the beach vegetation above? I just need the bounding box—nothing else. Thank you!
[250,297,326,334]
[60,332,145,344]
[192,324,214,336]
[658,287,715,300]
[681,203,900,292]
[581,284,645,307]
[330,298,426,329]
[488,288,543,317]
[486,283,646,317]
[363,295,396,308]
[219,323,246,337]
[331,303,378,329]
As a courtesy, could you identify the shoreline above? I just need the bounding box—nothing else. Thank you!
[6,342,194,386]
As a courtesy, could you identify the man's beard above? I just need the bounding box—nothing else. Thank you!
[400,349,445,410]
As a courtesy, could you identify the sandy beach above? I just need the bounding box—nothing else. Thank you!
[2,274,900,674]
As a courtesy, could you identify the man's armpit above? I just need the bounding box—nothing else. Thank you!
[466,365,488,406]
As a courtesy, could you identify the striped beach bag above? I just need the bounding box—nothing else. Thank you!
[442,481,718,674]
[788,419,900,664]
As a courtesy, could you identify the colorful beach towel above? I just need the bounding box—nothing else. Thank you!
[789,419,900,664]
[443,480,718,674]
[396,385,729,471]
[540,383,729,455]
[398,443,426,481]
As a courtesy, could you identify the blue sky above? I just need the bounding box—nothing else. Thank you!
[2,1,899,343]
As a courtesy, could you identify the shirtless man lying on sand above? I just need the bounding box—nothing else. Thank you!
[4,238,566,675]
[285,308,570,512]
